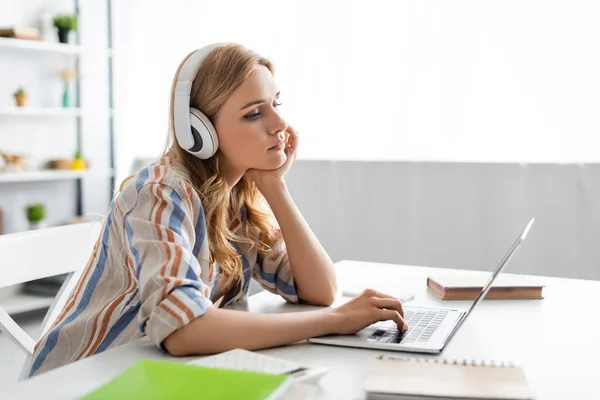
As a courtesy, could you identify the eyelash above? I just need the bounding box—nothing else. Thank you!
[244,102,283,121]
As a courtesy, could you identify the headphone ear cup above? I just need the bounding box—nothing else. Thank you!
[188,108,219,159]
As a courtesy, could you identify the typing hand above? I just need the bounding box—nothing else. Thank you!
[329,289,408,335]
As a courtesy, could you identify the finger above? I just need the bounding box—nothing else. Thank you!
[360,288,394,299]
[289,128,298,149]
[379,309,408,331]
[286,126,298,142]
[372,297,405,319]
[286,125,298,136]
[362,289,396,300]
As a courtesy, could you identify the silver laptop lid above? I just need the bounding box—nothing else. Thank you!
[447,218,535,337]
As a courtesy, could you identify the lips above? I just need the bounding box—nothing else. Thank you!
[268,141,285,150]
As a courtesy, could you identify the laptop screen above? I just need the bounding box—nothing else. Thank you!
[451,218,535,333]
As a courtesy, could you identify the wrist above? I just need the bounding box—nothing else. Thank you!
[321,308,343,336]
[257,179,288,200]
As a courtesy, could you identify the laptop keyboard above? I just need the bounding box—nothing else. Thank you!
[367,309,449,344]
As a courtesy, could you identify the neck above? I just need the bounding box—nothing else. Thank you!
[217,153,244,189]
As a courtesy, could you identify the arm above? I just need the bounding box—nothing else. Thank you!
[164,306,336,356]
[259,181,337,306]
[126,182,214,349]
[129,179,406,357]
[247,126,337,306]
[164,289,407,357]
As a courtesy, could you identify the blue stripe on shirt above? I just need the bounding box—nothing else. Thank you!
[95,303,141,354]
[29,213,114,377]
[167,189,186,241]
[192,199,206,258]
[255,254,297,296]
[179,286,211,313]
[127,172,150,280]
[124,206,142,280]
[135,167,149,191]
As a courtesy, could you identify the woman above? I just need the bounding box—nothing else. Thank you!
[28,43,407,377]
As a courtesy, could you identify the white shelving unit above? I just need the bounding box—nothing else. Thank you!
[0,4,116,316]
[0,36,111,57]
[0,107,112,117]
[0,169,114,183]
[0,107,82,117]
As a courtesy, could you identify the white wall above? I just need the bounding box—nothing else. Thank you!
[110,1,600,282]
[285,160,600,281]
[112,0,600,186]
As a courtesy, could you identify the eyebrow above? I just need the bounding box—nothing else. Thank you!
[240,91,280,111]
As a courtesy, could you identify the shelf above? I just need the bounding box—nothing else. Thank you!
[0,37,111,57]
[0,107,82,117]
[0,107,113,117]
[0,291,54,316]
[0,169,114,183]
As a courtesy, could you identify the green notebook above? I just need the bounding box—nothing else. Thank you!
[81,359,292,400]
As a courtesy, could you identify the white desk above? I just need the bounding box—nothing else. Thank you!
[6,261,600,399]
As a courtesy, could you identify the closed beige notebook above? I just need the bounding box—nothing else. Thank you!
[427,275,544,300]
[363,356,534,400]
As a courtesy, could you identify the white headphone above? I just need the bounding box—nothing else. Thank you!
[173,43,225,159]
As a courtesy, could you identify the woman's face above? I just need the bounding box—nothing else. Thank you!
[214,65,288,175]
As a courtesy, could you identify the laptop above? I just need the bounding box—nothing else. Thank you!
[308,218,535,354]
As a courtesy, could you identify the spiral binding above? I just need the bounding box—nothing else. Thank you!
[375,355,516,368]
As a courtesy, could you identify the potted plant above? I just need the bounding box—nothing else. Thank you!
[53,14,77,43]
[26,203,46,230]
[13,87,27,107]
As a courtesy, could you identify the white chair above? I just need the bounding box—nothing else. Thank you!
[0,222,101,380]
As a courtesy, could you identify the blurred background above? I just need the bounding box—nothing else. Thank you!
[0,0,599,335]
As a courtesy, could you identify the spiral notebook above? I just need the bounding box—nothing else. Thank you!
[363,356,534,400]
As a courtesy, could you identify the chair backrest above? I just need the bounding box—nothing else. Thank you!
[0,222,101,361]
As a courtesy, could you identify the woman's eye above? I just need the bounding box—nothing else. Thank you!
[244,112,261,121]
[243,102,282,121]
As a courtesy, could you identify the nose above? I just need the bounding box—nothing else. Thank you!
[268,109,288,137]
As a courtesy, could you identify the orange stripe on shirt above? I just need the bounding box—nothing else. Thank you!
[154,184,168,232]
[158,303,186,326]
[75,289,118,360]
[82,276,137,359]
[170,238,183,277]
[80,199,139,359]
[168,292,196,322]
[148,183,161,237]
[46,237,101,333]
[181,180,194,214]
[80,169,170,358]
[154,184,174,300]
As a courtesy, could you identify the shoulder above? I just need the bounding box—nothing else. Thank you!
[118,156,200,212]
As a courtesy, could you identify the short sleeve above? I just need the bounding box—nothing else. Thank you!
[251,229,299,304]
[124,183,213,348]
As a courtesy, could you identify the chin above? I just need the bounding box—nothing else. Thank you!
[262,152,287,170]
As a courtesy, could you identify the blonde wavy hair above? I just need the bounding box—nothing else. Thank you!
[163,44,278,290]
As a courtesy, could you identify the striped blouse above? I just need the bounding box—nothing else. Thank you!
[27,156,299,377]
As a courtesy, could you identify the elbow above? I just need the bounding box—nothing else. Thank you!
[314,294,336,307]
[300,287,337,307]
[321,288,337,306]
[163,332,189,357]
[161,309,220,357]
[317,279,338,306]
